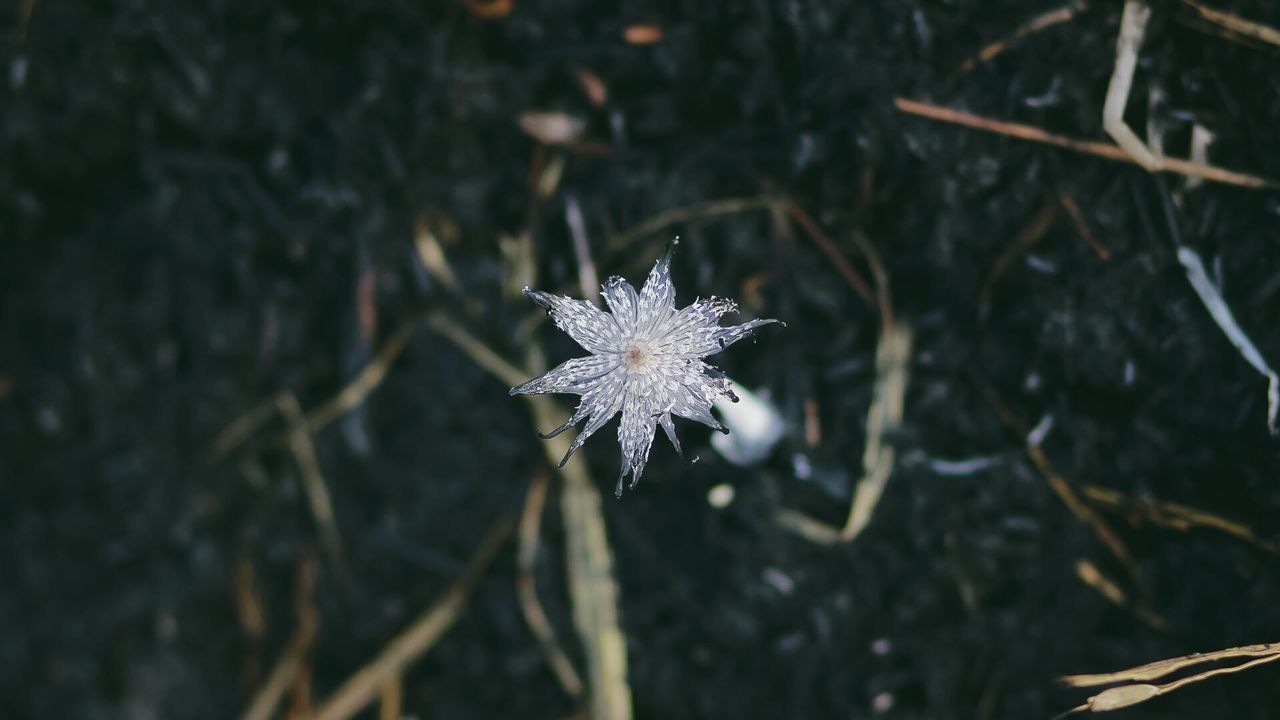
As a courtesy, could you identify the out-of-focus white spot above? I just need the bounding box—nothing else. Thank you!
[762,567,795,595]
[712,381,785,465]
[707,483,735,509]
[11,56,28,90]
[792,452,812,480]
[870,637,891,656]
[926,455,1003,476]
[872,691,894,713]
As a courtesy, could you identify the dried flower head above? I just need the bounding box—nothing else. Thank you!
[511,241,781,496]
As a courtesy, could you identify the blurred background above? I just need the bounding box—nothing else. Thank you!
[4,0,1280,718]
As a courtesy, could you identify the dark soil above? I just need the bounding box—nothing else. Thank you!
[4,1,1280,718]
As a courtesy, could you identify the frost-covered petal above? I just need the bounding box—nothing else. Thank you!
[601,276,640,334]
[658,412,682,457]
[650,297,779,357]
[524,288,620,354]
[648,297,734,353]
[615,389,660,495]
[556,369,626,467]
[666,361,733,431]
[636,244,677,337]
[509,355,620,397]
[698,318,783,357]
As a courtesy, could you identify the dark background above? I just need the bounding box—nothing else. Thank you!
[3,0,1280,718]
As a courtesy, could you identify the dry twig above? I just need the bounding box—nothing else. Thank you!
[980,385,1134,570]
[310,517,514,720]
[1103,1,1161,171]
[427,314,633,720]
[278,392,349,581]
[241,554,319,720]
[518,470,585,698]
[609,196,773,252]
[778,235,910,544]
[961,1,1087,71]
[894,97,1276,189]
[1082,484,1280,554]
[1060,643,1280,714]
[1182,0,1280,48]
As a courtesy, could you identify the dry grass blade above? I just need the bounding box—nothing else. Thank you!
[566,194,600,307]
[306,319,416,432]
[784,201,876,308]
[980,385,1134,570]
[241,554,319,720]
[1063,643,1280,687]
[841,327,911,540]
[378,676,401,720]
[427,315,632,720]
[311,517,514,720]
[1182,0,1280,47]
[211,321,415,461]
[609,196,773,251]
[961,1,1086,71]
[1074,559,1164,629]
[518,470,585,698]
[277,392,349,582]
[978,201,1058,322]
[1058,193,1109,260]
[529,393,632,719]
[894,97,1277,189]
[1082,484,1280,554]
[777,234,909,544]
[1061,643,1280,714]
[209,392,284,461]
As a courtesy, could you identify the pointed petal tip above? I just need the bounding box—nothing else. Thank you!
[523,287,551,308]
[540,420,574,439]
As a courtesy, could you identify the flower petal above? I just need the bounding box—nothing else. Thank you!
[651,296,779,357]
[524,288,620,354]
[509,355,619,397]
[636,243,677,337]
[601,276,640,334]
[667,362,732,432]
[700,318,783,357]
[658,412,682,457]
[557,370,626,467]
[616,389,660,495]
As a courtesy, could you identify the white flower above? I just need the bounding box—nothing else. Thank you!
[511,242,781,496]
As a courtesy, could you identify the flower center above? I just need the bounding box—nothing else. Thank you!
[622,342,657,374]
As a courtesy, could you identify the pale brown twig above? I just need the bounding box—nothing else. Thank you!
[1061,643,1280,714]
[1082,484,1280,554]
[894,97,1276,189]
[961,1,1086,71]
[777,234,910,544]
[1182,0,1280,48]
[427,314,633,720]
[306,320,416,432]
[311,517,514,720]
[241,554,319,720]
[278,392,349,583]
[518,470,585,699]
